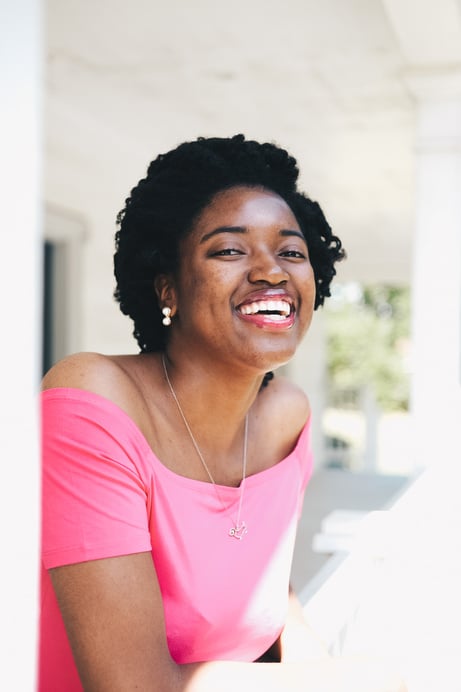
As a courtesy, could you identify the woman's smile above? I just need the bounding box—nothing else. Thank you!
[235,288,295,330]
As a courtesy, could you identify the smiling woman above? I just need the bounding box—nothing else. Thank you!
[39,135,406,691]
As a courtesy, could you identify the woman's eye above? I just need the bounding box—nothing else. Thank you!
[280,249,307,259]
[211,248,243,256]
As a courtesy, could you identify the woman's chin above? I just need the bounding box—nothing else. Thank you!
[241,346,297,376]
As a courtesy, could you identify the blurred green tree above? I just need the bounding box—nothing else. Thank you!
[325,284,410,411]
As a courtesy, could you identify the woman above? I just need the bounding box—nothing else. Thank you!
[40,135,404,690]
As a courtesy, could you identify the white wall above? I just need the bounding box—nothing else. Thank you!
[0,1,41,688]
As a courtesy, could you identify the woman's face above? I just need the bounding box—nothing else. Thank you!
[167,186,316,373]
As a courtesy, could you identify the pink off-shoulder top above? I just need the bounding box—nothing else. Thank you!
[40,387,313,691]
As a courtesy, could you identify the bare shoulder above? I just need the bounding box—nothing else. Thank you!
[41,352,137,412]
[260,375,311,427]
[253,375,311,464]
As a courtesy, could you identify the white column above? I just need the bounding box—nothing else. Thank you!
[287,311,327,471]
[0,0,41,688]
[408,70,461,469]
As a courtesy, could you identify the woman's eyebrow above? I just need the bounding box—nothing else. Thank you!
[200,226,306,244]
[280,229,306,242]
[200,226,247,243]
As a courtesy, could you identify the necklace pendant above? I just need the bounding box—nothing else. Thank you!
[229,522,247,540]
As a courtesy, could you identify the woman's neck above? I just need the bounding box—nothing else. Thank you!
[159,348,265,453]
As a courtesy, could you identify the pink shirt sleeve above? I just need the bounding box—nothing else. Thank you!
[41,388,152,569]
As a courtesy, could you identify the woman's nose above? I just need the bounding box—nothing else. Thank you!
[247,252,289,285]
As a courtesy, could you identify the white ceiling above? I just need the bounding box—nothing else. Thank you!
[44,0,461,285]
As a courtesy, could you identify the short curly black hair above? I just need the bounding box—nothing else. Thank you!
[114,134,345,353]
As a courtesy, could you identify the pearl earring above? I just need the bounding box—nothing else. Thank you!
[162,307,172,326]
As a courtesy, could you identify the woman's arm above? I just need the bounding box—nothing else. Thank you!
[278,586,331,662]
[49,553,177,691]
[50,553,406,692]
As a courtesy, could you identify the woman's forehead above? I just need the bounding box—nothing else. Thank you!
[192,186,299,232]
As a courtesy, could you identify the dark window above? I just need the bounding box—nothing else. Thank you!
[42,241,55,375]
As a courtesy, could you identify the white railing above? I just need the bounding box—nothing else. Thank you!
[300,467,461,691]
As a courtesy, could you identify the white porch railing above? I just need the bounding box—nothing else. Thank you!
[300,468,461,691]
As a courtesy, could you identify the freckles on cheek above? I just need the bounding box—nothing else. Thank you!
[182,275,203,298]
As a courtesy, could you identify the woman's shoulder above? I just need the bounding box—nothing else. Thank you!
[41,352,143,418]
[260,375,310,426]
[253,375,311,464]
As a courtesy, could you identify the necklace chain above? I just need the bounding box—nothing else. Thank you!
[162,354,248,540]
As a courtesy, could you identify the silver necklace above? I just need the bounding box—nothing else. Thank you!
[162,354,248,540]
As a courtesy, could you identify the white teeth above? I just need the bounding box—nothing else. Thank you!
[239,300,291,316]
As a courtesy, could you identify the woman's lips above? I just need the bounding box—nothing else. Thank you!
[239,299,291,317]
[236,298,295,330]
